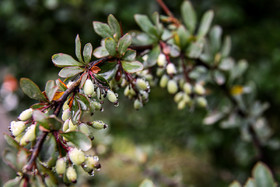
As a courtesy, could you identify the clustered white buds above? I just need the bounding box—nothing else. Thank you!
[66,166,77,182]
[167,79,178,94]
[106,90,118,104]
[194,83,206,95]
[136,79,148,91]
[160,74,169,88]
[92,120,108,130]
[62,109,71,121]
[134,99,143,110]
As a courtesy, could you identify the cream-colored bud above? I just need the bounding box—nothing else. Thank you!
[157,53,167,66]
[55,157,66,175]
[62,119,69,132]
[134,99,143,110]
[183,83,192,94]
[68,119,77,131]
[142,54,148,61]
[136,79,148,91]
[182,93,191,103]
[85,156,98,170]
[10,121,26,137]
[194,83,206,95]
[69,148,85,165]
[106,90,118,103]
[197,97,207,107]
[92,120,107,130]
[66,166,77,182]
[167,80,178,94]
[178,100,187,110]
[62,109,71,121]
[19,108,33,121]
[20,124,36,146]
[63,102,70,111]
[84,79,95,95]
[159,75,169,88]
[174,92,184,103]
[92,101,102,111]
[166,63,176,75]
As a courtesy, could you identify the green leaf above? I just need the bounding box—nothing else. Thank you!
[52,53,83,67]
[139,179,155,187]
[130,31,155,46]
[244,178,256,187]
[60,131,92,151]
[4,134,20,149]
[123,49,136,61]
[230,59,248,80]
[3,177,21,187]
[17,149,28,169]
[93,21,113,38]
[197,10,214,39]
[118,34,132,56]
[181,0,197,33]
[221,36,231,57]
[105,37,117,56]
[97,61,118,80]
[56,79,67,91]
[122,61,143,73]
[45,80,58,102]
[144,45,160,67]
[186,39,204,58]
[76,93,91,111]
[39,134,58,167]
[20,78,47,101]
[75,34,83,63]
[95,74,110,87]
[58,66,85,78]
[210,25,222,52]
[3,149,17,169]
[108,14,121,39]
[93,46,109,58]
[48,115,63,130]
[134,14,158,39]
[33,110,50,130]
[83,43,93,64]
[36,162,58,186]
[176,25,191,48]
[252,162,275,187]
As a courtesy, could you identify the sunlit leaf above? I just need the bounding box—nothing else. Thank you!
[134,14,158,39]
[45,80,58,102]
[118,34,132,56]
[75,34,83,63]
[181,1,197,33]
[108,14,121,39]
[144,45,160,67]
[93,46,109,58]
[253,162,276,187]
[123,49,137,61]
[197,10,214,39]
[105,37,117,56]
[83,43,93,64]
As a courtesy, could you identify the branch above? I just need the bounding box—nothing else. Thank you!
[156,0,180,26]
[24,57,111,172]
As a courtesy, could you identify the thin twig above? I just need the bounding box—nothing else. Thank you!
[156,0,180,26]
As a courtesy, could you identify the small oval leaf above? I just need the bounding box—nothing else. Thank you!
[52,53,83,67]
[83,43,93,64]
[20,78,47,101]
[122,61,143,73]
[58,67,85,78]
[60,131,92,151]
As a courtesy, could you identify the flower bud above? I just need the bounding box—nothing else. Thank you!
[178,100,187,110]
[62,109,71,121]
[63,102,70,111]
[18,108,33,121]
[66,166,77,182]
[157,53,167,66]
[134,99,143,110]
[62,119,69,132]
[84,156,99,171]
[140,91,149,101]
[69,148,85,165]
[68,119,77,131]
[20,124,36,146]
[166,63,176,75]
[124,86,130,96]
[156,67,165,76]
[84,79,95,96]
[92,101,102,111]
[92,120,107,130]
[182,93,191,103]
[197,97,207,107]
[174,92,184,103]
[167,80,178,94]
[10,121,26,137]
[106,90,118,103]
[136,79,148,91]
[55,157,66,175]
[194,83,206,95]
[159,75,169,88]
[183,83,192,94]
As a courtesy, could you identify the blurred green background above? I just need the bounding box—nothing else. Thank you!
[0,0,280,186]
